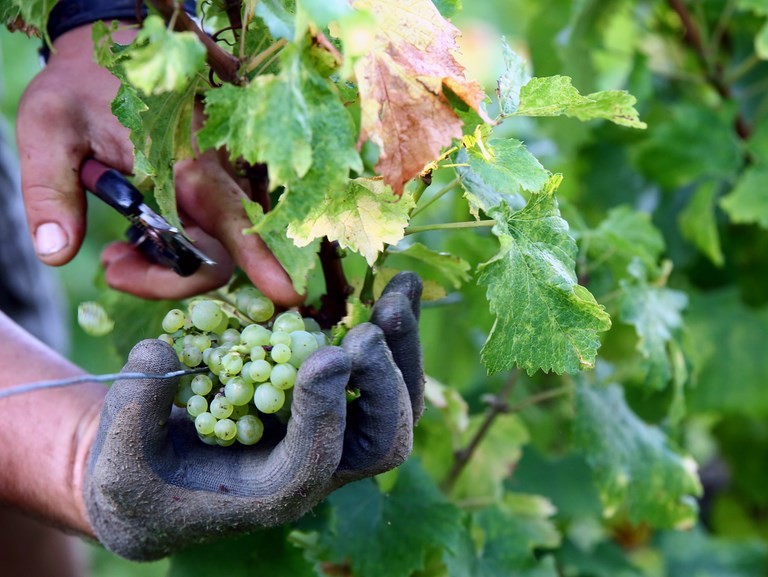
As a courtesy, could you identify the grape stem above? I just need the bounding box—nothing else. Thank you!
[0,368,208,400]
[405,220,496,235]
[440,377,571,494]
[313,238,354,329]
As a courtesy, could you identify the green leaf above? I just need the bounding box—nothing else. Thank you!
[685,289,768,416]
[464,138,550,202]
[737,0,768,14]
[431,0,462,18]
[558,540,645,577]
[633,104,743,190]
[478,176,611,375]
[123,15,206,95]
[514,76,646,128]
[255,0,296,40]
[102,291,180,359]
[756,21,768,59]
[720,165,768,228]
[679,181,725,267]
[497,38,530,116]
[297,0,351,31]
[321,459,462,577]
[455,148,526,219]
[388,242,471,289]
[619,260,688,390]
[242,201,319,295]
[168,526,315,577]
[287,178,414,266]
[0,0,55,36]
[657,527,768,577]
[585,205,666,280]
[573,382,702,529]
[444,498,560,577]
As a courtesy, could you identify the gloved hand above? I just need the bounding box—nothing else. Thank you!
[84,272,424,561]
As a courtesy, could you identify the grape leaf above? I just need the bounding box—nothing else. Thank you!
[444,498,560,577]
[720,165,768,228]
[254,0,295,39]
[573,382,702,529]
[478,176,611,375]
[685,289,768,416]
[464,138,550,202]
[352,0,490,193]
[123,15,206,95]
[287,178,414,265]
[497,38,530,116]
[679,181,725,267]
[101,291,180,359]
[431,0,462,18]
[455,149,526,218]
[737,0,768,14]
[297,0,351,31]
[513,75,646,128]
[619,260,688,390]
[242,202,319,294]
[657,527,768,577]
[388,242,471,288]
[0,0,55,37]
[585,205,665,279]
[168,526,314,577]
[321,459,462,577]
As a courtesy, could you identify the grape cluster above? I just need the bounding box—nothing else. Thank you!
[158,287,328,447]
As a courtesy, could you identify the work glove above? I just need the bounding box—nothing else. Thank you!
[84,272,424,561]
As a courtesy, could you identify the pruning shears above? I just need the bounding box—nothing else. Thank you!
[80,159,215,277]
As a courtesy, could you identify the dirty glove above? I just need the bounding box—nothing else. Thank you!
[84,272,424,561]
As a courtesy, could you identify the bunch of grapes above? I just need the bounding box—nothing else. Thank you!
[158,287,328,447]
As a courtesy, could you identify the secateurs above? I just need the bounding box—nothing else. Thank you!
[80,159,215,277]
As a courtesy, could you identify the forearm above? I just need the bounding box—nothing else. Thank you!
[0,311,104,536]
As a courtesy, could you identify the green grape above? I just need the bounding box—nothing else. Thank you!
[220,328,241,345]
[273,310,305,334]
[246,296,275,323]
[224,377,254,406]
[302,317,322,332]
[191,300,223,332]
[230,403,250,420]
[214,418,237,441]
[77,301,115,336]
[236,415,264,445]
[312,331,329,348]
[249,346,267,361]
[173,381,195,408]
[186,394,208,417]
[191,374,213,396]
[221,352,244,375]
[206,347,226,375]
[240,361,255,384]
[210,395,234,419]
[241,324,272,348]
[249,359,272,382]
[270,331,291,346]
[162,309,186,333]
[270,363,297,390]
[219,372,235,385]
[270,343,292,364]
[212,312,230,335]
[216,436,237,447]
[195,412,217,435]
[235,286,261,311]
[157,333,175,346]
[254,383,285,414]
[198,432,218,445]
[189,333,212,351]
[289,330,318,368]
[180,345,203,367]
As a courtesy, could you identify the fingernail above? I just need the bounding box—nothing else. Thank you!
[35,222,68,256]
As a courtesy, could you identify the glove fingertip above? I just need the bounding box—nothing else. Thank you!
[123,338,181,376]
[380,271,422,320]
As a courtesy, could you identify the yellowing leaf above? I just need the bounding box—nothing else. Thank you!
[352,0,490,193]
[288,178,414,265]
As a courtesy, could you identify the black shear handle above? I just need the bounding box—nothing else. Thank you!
[80,159,144,217]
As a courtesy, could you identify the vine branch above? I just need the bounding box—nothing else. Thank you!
[314,239,354,329]
[146,0,244,85]
[667,0,751,139]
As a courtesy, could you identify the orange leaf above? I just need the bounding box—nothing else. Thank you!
[352,0,490,193]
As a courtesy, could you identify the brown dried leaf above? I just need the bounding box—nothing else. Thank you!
[352,0,489,193]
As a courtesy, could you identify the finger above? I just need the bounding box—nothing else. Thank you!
[16,72,132,266]
[380,271,423,320]
[174,156,303,307]
[232,347,350,504]
[334,323,413,483]
[370,287,425,422]
[101,232,235,300]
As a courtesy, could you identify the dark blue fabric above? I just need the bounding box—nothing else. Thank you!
[44,0,198,57]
